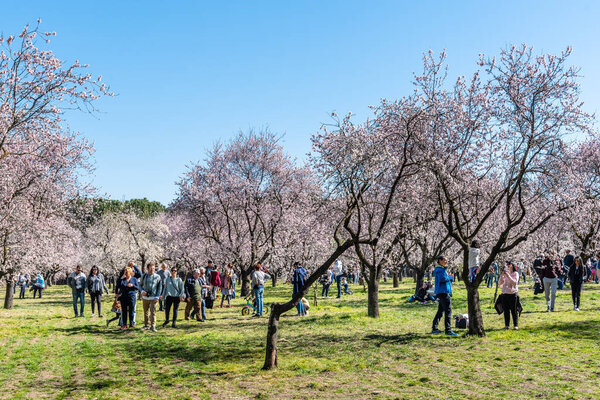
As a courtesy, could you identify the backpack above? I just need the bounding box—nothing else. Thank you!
[455,314,469,329]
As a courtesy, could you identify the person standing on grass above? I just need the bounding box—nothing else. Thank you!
[542,252,561,312]
[156,263,169,312]
[87,265,109,317]
[431,256,457,336]
[185,268,207,322]
[209,266,221,306]
[568,256,585,311]
[117,267,140,329]
[17,274,29,299]
[32,274,45,299]
[499,261,519,330]
[231,270,238,299]
[251,264,270,317]
[161,266,185,328]
[116,261,142,327]
[140,262,163,332]
[220,264,234,307]
[68,265,86,317]
[333,260,344,298]
[320,267,333,298]
[292,262,307,316]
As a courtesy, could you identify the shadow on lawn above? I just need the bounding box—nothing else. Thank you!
[362,332,425,347]
[535,319,600,340]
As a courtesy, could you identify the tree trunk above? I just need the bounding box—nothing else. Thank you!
[415,269,425,294]
[392,272,399,288]
[467,285,485,336]
[271,274,277,287]
[262,303,281,370]
[241,267,251,297]
[4,275,14,309]
[367,275,380,318]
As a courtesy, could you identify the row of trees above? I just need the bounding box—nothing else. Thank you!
[1,23,599,370]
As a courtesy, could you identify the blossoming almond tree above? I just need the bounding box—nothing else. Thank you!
[174,129,317,296]
[0,22,109,308]
[418,46,592,336]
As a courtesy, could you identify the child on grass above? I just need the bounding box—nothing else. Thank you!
[106,297,122,327]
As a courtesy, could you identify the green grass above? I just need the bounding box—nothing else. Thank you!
[1,281,600,399]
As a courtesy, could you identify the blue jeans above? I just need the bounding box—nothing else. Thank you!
[336,276,342,298]
[72,289,85,316]
[232,281,236,299]
[254,286,264,315]
[200,299,207,320]
[321,283,330,297]
[296,301,305,315]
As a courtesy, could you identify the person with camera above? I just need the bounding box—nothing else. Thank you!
[498,261,519,330]
[431,256,457,336]
[140,262,163,332]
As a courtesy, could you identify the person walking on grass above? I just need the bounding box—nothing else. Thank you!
[116,261,142,327]
[117,267,139,330]
[140,262,163,332]
[431,256,457,337]
[156,263,169,312]
[499,261,519,330]
[542,252,561,312]
[68,265,86,317]
[569,256,585,311]
[87,265,109,317]
[251,264,270,317]
[292,262,307,316]
[161,266,185,328]
[220,264,234,307]
[106,297,122,327]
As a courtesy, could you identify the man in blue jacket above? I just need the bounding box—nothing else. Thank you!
[431,256,458,336]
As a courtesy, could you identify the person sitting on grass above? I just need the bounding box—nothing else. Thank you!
[414,282,435,303]
[431,256,458,337]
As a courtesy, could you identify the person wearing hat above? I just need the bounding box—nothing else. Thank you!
[499,260,519,330]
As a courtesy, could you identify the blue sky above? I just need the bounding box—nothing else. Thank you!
[2,1,599,205]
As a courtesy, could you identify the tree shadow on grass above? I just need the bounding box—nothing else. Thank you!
[534,319,600,340]
[362,332,425,347]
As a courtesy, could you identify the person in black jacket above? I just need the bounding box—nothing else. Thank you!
[116,261,142,326]
[116,267,140,329]
[568,256,585,311]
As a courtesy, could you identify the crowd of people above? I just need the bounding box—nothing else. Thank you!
[13,246,596,335]
[424,247,595,336]
[61,260,240,330]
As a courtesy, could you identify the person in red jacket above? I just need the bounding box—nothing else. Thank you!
[209,267,221,304]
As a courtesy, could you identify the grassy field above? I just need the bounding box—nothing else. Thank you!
[0,280,599,400]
